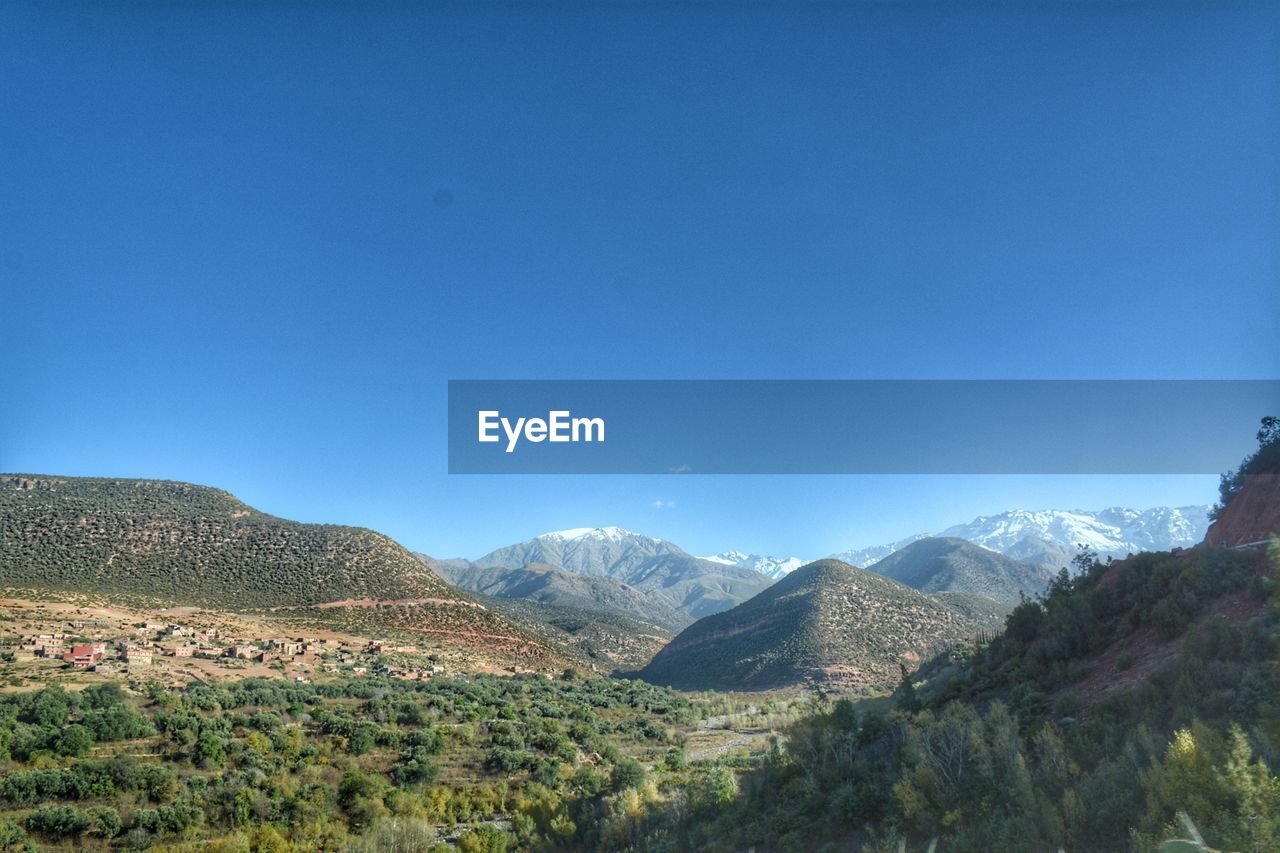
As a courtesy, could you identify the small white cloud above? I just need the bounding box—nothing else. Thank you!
[652,500,676,510]
[669,464,691,474]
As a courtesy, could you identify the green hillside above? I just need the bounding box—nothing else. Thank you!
[0,475,460,608]
[637,559,992,691]
[627,426,1280,851]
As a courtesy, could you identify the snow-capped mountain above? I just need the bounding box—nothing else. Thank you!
[702,551,807,581]
[832,506,1211,571]
[537,526,651,544]
[473,528,773,618]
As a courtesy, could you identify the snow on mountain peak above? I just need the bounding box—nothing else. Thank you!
[538,526,649,543]
[702,551,806,580]
[833,505,1211,571]
[703,550,750,565]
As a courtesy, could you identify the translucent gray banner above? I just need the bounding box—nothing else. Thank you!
[447,380,1279,474]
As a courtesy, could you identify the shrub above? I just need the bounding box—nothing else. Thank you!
[25,804,90,837]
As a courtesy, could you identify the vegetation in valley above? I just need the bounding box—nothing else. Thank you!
[4,546,1275,852]
[622,427,1280,851]
[0,674,759,851]
[4,422,1278,851]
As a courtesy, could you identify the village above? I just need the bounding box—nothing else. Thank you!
[0,595,473,691]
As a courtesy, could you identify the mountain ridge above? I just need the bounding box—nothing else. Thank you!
[833,505,1211,571]
[868,536,1056,607]
[473,528,773,618]
[417,556,691,632]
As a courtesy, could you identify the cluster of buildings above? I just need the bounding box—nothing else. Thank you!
[7,619,449,684]
[14,633,155,672]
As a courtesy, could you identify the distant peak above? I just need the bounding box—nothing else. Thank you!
[703,550,750,564]
[537,526,649,543]
[701,551,806,579]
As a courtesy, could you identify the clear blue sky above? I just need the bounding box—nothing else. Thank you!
[3,2,1276,559]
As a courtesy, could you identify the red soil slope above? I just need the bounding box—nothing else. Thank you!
[1204,473,1280,548]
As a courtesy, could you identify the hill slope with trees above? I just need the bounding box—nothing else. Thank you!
[0,475,461,608]
[637,559,994,691]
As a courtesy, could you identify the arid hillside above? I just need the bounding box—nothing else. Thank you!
[0,475,570,671]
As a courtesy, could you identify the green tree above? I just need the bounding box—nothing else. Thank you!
[195,730,225,766]
[25,805,90,837]
[611,758,646,791]
[25,686,70,729]
[54,724,93,758]
[832,698,858,730]
[1219,725,1279,850]
[1006,597,1045,644]
[337,769,388,830]
[895,664,921,713]
[88,806,121,839]
[458,824,511,853]
[698,767,738,809]
[0,819,26,851]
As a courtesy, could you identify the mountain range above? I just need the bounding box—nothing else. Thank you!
[440,507,1205,628]
[417,557,691,632]
[722,505,1214,576]
[471,527,774,618]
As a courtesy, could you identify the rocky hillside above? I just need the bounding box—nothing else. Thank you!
[419,557,691,631]
[1205,466,1280,549]
[474,527,773,618]
[637,559,992,691]
[0,474,572,669]
[868,537,1055,608]
[1204,473,1280,547]
[1203,417,1280,548]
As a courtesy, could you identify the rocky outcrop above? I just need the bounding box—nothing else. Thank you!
[1204,473,1280,548]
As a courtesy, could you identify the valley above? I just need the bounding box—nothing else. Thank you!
[0,422,1276,851]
